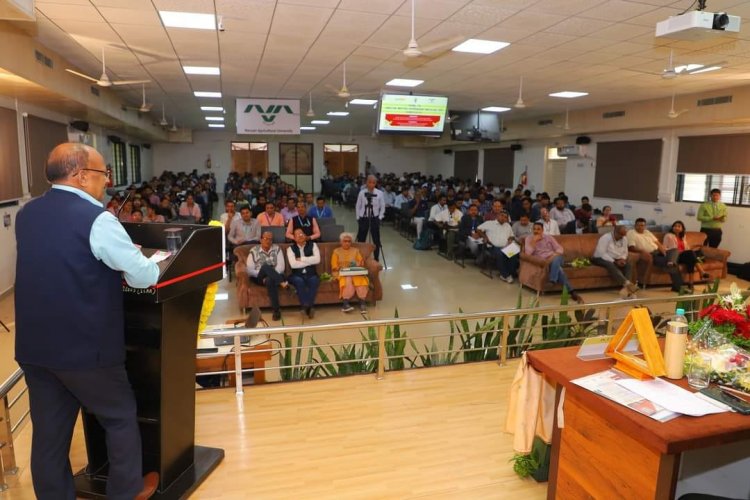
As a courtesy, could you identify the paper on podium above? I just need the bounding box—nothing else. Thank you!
[616,378,728,417]
[501,241,521,258]
[149,250,172,263]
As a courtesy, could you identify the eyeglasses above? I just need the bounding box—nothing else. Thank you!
[78,168,111,179]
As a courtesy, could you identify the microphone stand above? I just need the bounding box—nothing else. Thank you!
[111,188,133,220]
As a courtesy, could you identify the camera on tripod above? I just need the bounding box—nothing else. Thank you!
[364,191,377,204]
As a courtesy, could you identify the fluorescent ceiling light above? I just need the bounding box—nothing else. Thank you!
[326,111,349,116]
[400,284,418,290]
[300,126,316,131]
[184,66,220,75]
[215,293,228,301]
[310,120,330,125]
[200,106,224,111]
[205,116,224,121]
[452,39,510,54]
[349,99,378,105]
[549,91,588,99]
[208,124,224,128]
[386,78,423,87]
[159,11,216,30]
[689,65,721,75]
[194,91,222,98]
[482,106,511,113]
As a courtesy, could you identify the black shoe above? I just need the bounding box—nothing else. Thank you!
[272,310,281,321]
[570,291,584,304]
[702,272,710,279]
[307,307,315,319]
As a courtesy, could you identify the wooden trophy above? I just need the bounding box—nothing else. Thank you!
[605,308,666,380]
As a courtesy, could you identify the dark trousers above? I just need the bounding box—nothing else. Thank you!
[701,227,722,248]
[252,264,285,312]
[357,217,382,260]
[591,257,632,286]
[288,272,320,308]
[21,363,142,500]
[490,247,519,278]
[652,251,684,289]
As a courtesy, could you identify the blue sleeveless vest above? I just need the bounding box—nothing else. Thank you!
[15,189,125,369]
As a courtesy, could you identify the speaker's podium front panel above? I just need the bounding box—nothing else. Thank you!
[75,223,224,500]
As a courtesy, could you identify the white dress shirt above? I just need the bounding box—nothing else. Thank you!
[355,188,386,219]
[594,232,629,262]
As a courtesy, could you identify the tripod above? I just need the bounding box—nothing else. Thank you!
[361,198,387,268]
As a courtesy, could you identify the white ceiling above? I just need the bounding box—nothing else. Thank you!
[24,0,750,136]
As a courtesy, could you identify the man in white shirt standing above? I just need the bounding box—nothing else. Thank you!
[477,211,518,283]
[592,225,639,298]
[538,207,560,235]
[355,175,385,261]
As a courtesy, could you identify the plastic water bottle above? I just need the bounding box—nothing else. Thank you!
[664,308,689,379]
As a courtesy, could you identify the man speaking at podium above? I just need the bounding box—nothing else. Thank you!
[15,143,160,500]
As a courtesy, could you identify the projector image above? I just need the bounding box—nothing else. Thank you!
[656,11,740,40]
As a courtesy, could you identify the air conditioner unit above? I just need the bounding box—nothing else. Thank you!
[556,145,586,157]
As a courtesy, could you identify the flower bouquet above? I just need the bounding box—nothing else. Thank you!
[685,283,750,393]
[570,257,591,269]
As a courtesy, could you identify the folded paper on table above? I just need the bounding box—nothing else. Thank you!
[149,250,172,263]
[502,241,521,258]
[572,369,679,422]
[615,378,728,417]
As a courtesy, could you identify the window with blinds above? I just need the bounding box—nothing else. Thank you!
[112,142,127,186]
[129,144,141,184]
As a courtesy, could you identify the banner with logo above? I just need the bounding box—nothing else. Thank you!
[236,98,300,135]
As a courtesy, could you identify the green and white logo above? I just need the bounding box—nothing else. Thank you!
[243,103,295,124]
[236,98,300,135]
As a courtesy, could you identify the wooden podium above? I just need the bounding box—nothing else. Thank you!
[74,223,225,499]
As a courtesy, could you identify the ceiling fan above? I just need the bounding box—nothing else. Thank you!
[514,76,527,109]
[169,117,178,132]
[124,84,152,113]
[402,0,464,60]
[66,48,150,87]
[661,49,725,79]
[325,62,373,99]
[306,92,315,117]
[159,103,168,127]
[667,93,688,119]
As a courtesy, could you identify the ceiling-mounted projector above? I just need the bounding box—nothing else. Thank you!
[656,10,740,40]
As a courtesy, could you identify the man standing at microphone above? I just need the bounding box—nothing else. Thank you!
[355,175,385,261]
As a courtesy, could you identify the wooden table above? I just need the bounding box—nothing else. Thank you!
[196,342,272,385]
[527,347,750,500]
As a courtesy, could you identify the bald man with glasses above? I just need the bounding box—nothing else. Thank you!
[15,143,160,499]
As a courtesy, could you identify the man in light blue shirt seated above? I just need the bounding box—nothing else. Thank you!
[309,196,334,219]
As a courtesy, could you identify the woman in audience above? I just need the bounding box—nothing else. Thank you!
[144,203,165,223]
[118,200,134,222]
[663,220,710,290]
[156,196,176,222]
[331,232,369,313]
[178,193,202,221]
[287,228,321,319]
[596,205,616,228]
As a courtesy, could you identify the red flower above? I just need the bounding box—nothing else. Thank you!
[710,308,746,326]
[736,321,750,340]
[700,304,721,319]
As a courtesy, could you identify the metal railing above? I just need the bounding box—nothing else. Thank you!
[201,292,719,394]
[0,369,27,491]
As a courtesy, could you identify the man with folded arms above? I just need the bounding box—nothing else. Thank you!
[15,143,159,499]
[593,225,639,299]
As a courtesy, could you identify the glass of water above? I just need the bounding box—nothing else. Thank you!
[687,353,712,390]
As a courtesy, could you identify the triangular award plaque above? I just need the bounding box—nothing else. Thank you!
[605,308,666,380]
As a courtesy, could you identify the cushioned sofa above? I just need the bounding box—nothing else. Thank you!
[518,231,729,293]
[234,241,382,310]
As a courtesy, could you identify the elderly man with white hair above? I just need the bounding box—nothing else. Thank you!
[355,174,385,261]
